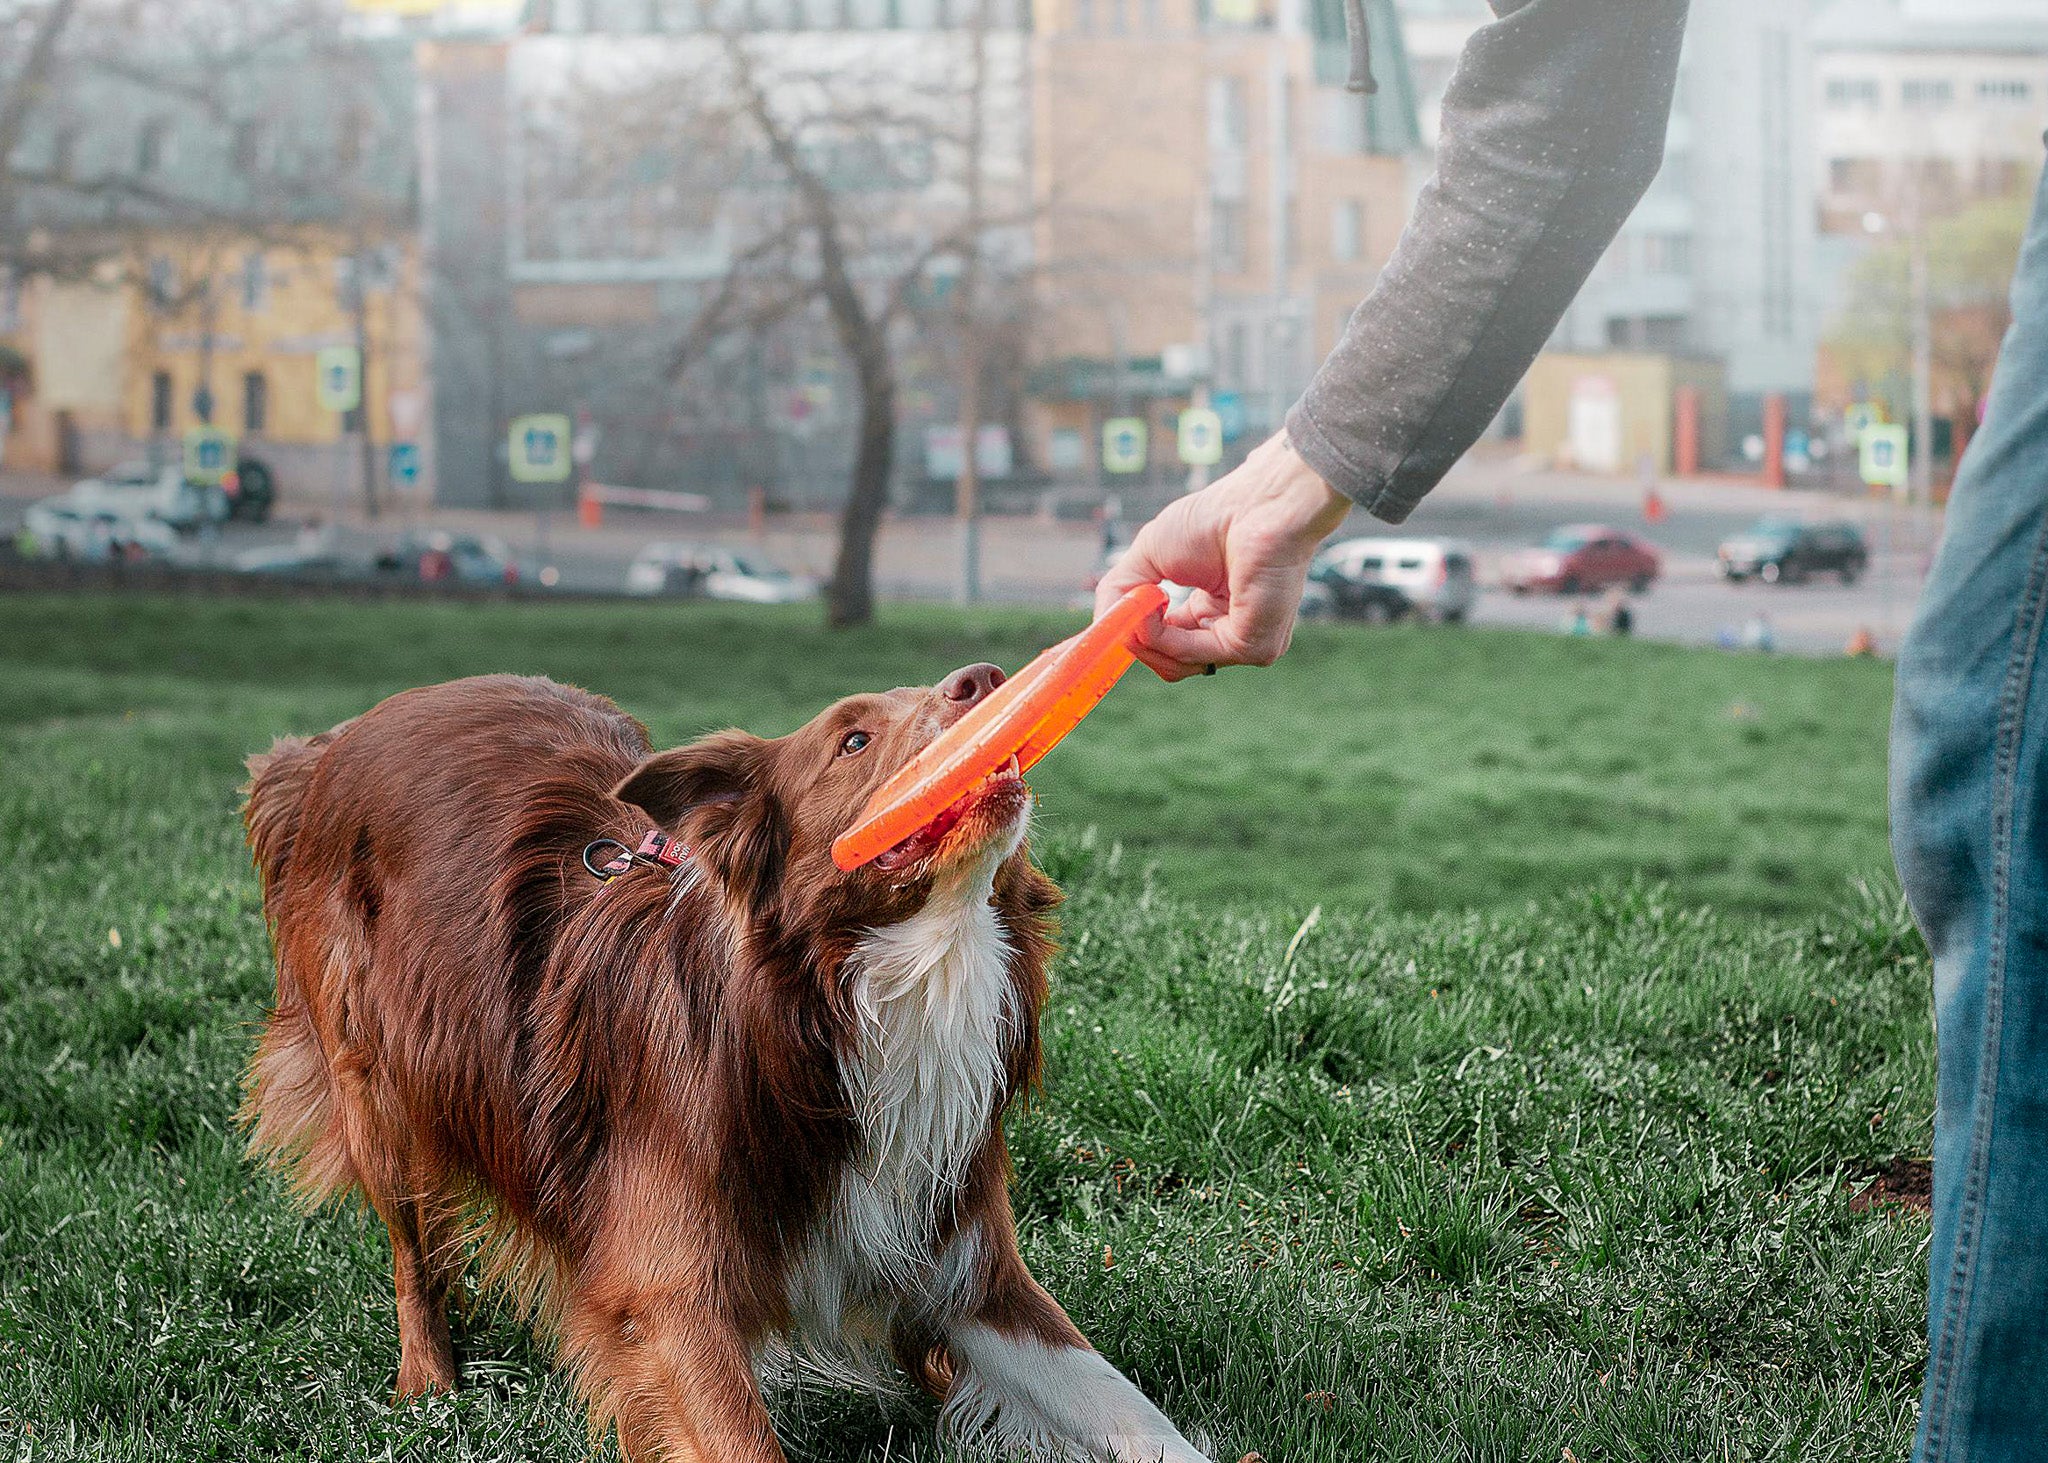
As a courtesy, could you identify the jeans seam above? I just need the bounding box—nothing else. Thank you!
[1922,503,2048,1460]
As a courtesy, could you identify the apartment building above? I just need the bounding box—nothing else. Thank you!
[1811,0,2047,233]
[0,42,423,490]
[1027,0,1418,482]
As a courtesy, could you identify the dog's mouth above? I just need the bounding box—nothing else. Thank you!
[871,755,1030,873]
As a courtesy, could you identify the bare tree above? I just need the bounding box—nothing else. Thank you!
[635,22,1035,627]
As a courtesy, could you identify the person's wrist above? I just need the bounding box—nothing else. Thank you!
[1268,434,1351,541]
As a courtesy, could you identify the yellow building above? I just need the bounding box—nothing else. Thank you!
[2,229,424,497]
[124,231,426,454]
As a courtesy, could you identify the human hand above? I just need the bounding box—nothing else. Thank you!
[1094,432,1352,681]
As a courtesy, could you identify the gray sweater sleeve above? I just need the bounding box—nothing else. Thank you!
[1285,0,1691,523]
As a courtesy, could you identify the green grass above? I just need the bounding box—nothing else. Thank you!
[0,594,1928,1460]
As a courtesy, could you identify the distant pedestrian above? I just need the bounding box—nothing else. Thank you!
[1565,602,1592,637]
[1604,591,1634,638]
[1845,625,1877,658]
[1741,613,1775,654]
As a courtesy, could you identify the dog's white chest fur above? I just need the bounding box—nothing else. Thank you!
[788,848,1019,1344]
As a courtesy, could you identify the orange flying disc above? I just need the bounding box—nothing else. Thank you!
[831,583,1167,871]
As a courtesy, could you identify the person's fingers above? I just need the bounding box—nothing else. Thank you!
[1131,642,1200,682]
[1165,586,1225,631]
[1145,619,1237,669]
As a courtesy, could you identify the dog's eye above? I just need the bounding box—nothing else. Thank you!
[838,730,872,757]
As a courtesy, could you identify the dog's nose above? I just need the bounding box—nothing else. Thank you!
[938,662,1006,713]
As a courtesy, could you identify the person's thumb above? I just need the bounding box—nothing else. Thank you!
[1094,539,1163,620]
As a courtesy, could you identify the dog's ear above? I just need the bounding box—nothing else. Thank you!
[613,730,766,828]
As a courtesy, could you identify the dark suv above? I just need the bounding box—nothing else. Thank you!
[1717,518,1868,585]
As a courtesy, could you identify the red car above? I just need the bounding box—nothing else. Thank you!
[1504,524,1661,595]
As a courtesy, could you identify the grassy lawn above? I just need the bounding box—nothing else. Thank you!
[0,594,1927,1460]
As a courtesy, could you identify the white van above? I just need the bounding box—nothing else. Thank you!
[1312,537,1478,623]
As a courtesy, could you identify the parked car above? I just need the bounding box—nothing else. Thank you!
[233,526,351,579]
[625,543,816,604]
[1312,536,1477,623]
[1504,524,1661,595]
[376,531,520,587]
[65,462,228,533]
[1717,517,1868,584]
[22,499,181,562]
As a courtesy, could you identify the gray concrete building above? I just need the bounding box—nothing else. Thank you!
[1551,0,1823,448]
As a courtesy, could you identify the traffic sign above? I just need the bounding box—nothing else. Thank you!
[1844,402,1881,439]
[1212,390,1247,443]
[1859,422,1909,490]
[1177,408,1223,466]
[315,346,362,413]
[389,442,421,488]
[1102,417,1147,475]
[183,426,236,485]
[509,413,573,484]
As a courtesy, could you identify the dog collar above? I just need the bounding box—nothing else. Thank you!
[582,829,689,882]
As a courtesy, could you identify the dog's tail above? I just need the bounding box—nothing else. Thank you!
[242,729,340,905]
[239,726,357,1207]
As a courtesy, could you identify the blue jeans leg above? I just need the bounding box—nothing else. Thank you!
[1893,158,2048,1463]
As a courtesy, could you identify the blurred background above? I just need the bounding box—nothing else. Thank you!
[0,0,2040,650]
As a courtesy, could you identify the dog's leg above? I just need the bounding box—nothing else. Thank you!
[937,1217,1212,1463]
[576,1295,783,1463]
[324,1035,460,1401]
[384,1195,461,1399]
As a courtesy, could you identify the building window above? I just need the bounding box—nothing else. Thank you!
[136,119,171,174]
[333,251,398,308]
[1901,78,1954,109]
[1331,198,1363,262]
[151,370,174,432]
[1824,76,1879,108]
[1643,316,1687,351]
[1978,158,2023,196]
[1212,199,1247,273]
[1978,77,2033,104]
[231,120,262,173]
[243,371,268,435]
[1224,320,1248,384]
[1210,75,1250,150]
[1828,156,1881,195]
[240,251,268,312]
[146,255,179,311]
[1641,232,1691,274]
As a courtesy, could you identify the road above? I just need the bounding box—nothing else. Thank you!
[1,453,1940,656]
[1396,462,1940,653]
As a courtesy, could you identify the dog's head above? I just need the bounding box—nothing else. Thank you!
[613,663,1038,931]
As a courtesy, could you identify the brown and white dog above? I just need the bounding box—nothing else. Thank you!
[240,670,1210,1462]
